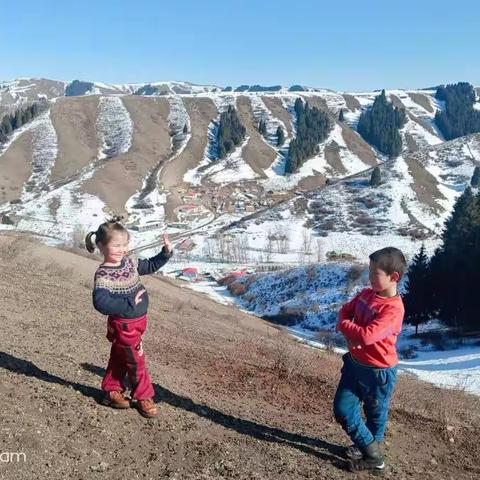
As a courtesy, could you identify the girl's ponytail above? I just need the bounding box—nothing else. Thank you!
[85,231,96,253]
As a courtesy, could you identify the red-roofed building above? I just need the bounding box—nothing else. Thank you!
[180,267,199,281]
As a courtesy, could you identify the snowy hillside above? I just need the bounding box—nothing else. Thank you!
[186,261,480,396]
[0,77,479,263]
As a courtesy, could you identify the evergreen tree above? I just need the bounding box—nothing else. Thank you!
[339,109,344,122]
[1,116,12,134]
[65,80,94,96]
[276,126,285,146]
[403,244,430,335]
[14,110,23,130]
[471,166,480,187]
[357,90,406,157]
[258,118,267,136]
[370,166,382,186]
[23,108,32,123]
[435,83,480,140]
[0,101,45,144]
[216,105,246,159]
[285,99,332,173]
[426,187,480,329]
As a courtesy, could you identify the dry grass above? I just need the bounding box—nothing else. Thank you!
[405,156,445,209]
[393,374,480,458]
[0,235,35,260]
[408,92,434,113]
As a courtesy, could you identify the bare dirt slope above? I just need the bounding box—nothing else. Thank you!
[0,234,479,480]
[405,156,445,211]
[236,96,276,174]
[261,97,293,137]
[160,97,217,191]
[160,97,217,221]
[83,96,171,215]
[341,124,378,167]
[342,94,361,111]
[50,96,100,182]
[0,130,34,204]
[408,92,434,113]
[324,141,347,175]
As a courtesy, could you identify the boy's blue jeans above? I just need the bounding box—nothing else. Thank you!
[333,353,397,448]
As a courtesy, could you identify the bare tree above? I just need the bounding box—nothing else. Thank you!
[302,230,313,256]
[228,235,247,263]
[274,225,290,254]
[265,231,275,263]
[71,225,87,250]
[202,238,216,262]
[316,238,325,263]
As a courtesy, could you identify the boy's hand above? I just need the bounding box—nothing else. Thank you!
[135,289,146,305]
[348,340,362,349]
[336,315,352,332]
[162,233,173,254]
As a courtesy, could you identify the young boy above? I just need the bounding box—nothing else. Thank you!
[334,247,407,473]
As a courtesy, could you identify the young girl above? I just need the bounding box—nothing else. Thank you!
[85,216,173,418]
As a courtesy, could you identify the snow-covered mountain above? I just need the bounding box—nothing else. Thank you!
[0,77,479,265]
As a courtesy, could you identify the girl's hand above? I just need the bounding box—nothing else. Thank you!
[162,233,173,254]
[135,289,146,305]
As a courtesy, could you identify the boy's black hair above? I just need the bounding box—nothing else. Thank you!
[369,247,407,280]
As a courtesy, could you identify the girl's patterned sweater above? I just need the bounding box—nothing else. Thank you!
[93,247,173,319]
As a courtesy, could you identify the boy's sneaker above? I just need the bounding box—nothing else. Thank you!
[348,441,385,474]
[136,399,158,418]
[344,444,363,460]
[102,391,130,409]
[344,441,383,460]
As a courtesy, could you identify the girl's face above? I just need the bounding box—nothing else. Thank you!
[99,231,129,264]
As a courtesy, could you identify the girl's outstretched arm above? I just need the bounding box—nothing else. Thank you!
[137,233,174,275]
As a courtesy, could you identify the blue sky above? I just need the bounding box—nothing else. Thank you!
[0,0,478,90]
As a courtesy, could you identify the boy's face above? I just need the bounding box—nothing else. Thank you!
[368,261,399,294]
[99,231,129,264]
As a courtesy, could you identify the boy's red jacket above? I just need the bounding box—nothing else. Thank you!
[337,288,404,368]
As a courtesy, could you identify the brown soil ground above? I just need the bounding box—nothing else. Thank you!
[50,96,99,182]
[324,141,347,175]
[160,97,217,190]
[300,95,329,114]
[0,130,33,204]
[405,132,419,152]
[83,96,171,216]
[261,97,293,137]
[405,156,445,211]
[342,94,361,111]
[389,94,404,110]
[236,96,276,174]
[408,93,434,113]
[298,175,326,191]
[1,234,479,479]
[341,124,377,167]
[163,190,183,223]
[160,97,217,221]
